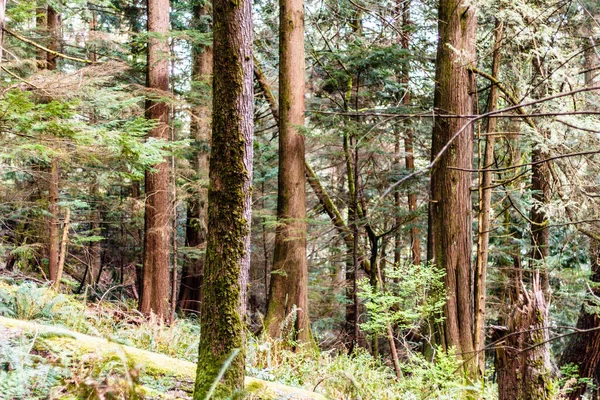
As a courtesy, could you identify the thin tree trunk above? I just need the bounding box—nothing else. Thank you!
[48,159,60,282]
[193,0,253,395]
[474,19,503,374]
[88,183,102,287]
[429,0,477,379]
[54,208,70,289]
[265,0,312,344]
[400,0,420,267]
[179,1,213,314]
[140,0,171,319]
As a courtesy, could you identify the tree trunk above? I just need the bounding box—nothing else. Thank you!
[496,273,553,400]
[46,5,60,71]
[400,0,420,267]
[264,0,312,345]
[54,208,70,289]
[87,183,102,287]
[193,0,253,396]
[559,19,600,398]
[429,0,477,379]
[530,56,551,298]
[474,19,503,374]
[48,159,60,282]
[178,1,213,314]
[139,0,171,319]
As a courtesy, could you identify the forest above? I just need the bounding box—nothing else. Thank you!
[0,0,599,398]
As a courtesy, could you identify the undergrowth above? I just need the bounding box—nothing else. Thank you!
[0,278,497,399]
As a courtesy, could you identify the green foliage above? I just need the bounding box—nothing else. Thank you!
[357,262,445,335]
[0,336,70,399]
[0,282,68,321]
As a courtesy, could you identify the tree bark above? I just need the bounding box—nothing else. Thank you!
[139,0,171,319]
[46,5,60,71]
[530,56,551,298]
[54,208,70,289]
[264,0,312,344]
[48,158,60,282]
[178,1,213,314]
[429,0,477,379]
[193,0,253,396]
[496,273,553,400]
[559,18,600,398]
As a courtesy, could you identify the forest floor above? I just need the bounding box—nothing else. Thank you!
[0,276,488,399]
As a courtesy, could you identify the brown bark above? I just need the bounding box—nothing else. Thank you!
[559,19,600,398]
[178,1,213,314]
[474,19,503,374]
[193,0,253,395]
[87,183,102,287]
[54,208,70,289]
[265,0,312,344]
[530,56,551,298]
[495,274,553,400]
[46,5,60,71]
[48,158,60,282]
[429,0,477,378]
[139,0,171,319]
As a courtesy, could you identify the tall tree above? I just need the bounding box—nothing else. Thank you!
[428,0,477,378]
[46,4,61,283]
[264,0,312,343]
[193,0,253,395]
[559,12,600,397]
[178,0,213,314]
[139,0,171,318]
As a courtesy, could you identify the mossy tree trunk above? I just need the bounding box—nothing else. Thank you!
[264,0,312,344]
[428,0,477,379]
[179,0,213,314]
[193,0,253,396]
[139,0,171,319]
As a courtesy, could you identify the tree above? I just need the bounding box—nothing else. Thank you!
[139,0,171,318]
[428,0,477,378]
[264,0,312,344]
[178,0,213,314]
[193,0,253,396]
